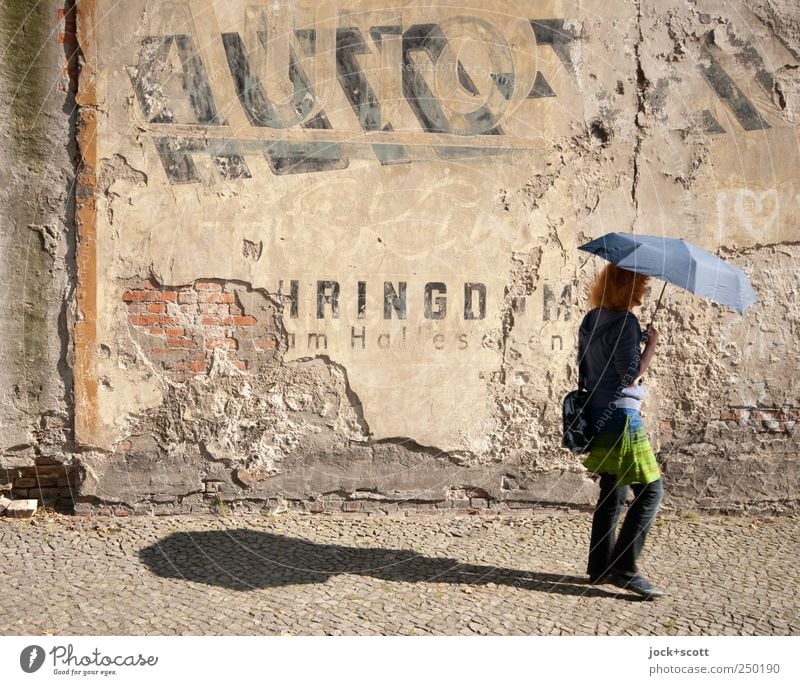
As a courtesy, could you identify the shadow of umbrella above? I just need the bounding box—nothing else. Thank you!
[138,529,637,600]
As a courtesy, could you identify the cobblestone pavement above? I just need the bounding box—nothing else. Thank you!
[1,510,798,635]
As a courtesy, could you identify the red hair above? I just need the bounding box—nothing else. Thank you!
[589,264,649,311]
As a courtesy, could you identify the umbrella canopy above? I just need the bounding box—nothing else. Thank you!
[578,232,757,314]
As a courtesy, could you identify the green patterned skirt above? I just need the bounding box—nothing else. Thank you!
[583,408,661,485]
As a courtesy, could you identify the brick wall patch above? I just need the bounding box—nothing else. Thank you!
[123,278,281,382]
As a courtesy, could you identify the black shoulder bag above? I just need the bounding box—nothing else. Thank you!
[562,340,593,453]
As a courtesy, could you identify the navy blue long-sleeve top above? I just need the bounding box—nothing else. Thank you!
[577,308,645,411]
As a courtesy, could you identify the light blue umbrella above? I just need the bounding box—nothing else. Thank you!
[578,232,757,317]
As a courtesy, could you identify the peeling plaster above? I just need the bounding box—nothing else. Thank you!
[66,0,800,513]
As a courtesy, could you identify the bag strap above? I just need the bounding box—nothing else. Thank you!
[577,310,597,391]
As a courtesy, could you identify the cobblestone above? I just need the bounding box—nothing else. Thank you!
[0,511,797,635]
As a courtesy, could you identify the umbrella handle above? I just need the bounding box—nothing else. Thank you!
[641,281,667,345]
[649,281,668,329]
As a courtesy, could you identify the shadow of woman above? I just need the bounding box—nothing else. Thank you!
[138,528,634,599]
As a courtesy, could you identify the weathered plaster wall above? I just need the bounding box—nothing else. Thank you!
[0,1,76,506]
[64,0,800,514]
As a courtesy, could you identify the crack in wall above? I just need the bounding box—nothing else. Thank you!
[497,248,543,382]
[482,248,546,466]
[631,0,648,219]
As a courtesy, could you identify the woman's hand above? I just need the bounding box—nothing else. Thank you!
[643,324,659,347]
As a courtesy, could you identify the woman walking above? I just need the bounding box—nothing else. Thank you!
[578,263,666,599]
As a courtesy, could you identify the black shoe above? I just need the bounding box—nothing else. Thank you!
[608,571,667,599]
[588,573,608,585]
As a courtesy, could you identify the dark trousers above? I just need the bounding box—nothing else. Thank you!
[587,473,664,578]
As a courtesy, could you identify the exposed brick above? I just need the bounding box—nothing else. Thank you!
[32,457,60,466]
[195,281,222,291]
[13,478,37,488]
[199,305,228,315]
[507,501,535,509]
[202,316,235,327]
[31,477,60,488]
[206,338,237,349]
[200,293,236,304]
[166,338,196,348]
[129,314,159,326]
[135,290,176,302]
[342,501,361,512]
[177,291,198,304]
[31,465,68,477]
[720,411,737,421]
[751,409,779,421]
[123,277,276,383]
[408,504,437,514]
[31,487,60,500]
[1,470,24,484]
